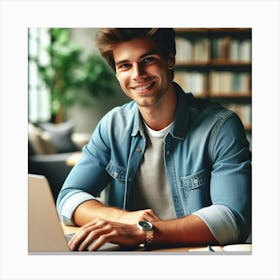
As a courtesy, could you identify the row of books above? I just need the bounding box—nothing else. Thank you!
[212,37,251,62]
[176,37,210,63]
[210,71,251,95]
[174,72,207,95]
[175,36,251,63]
[175,71,251,95]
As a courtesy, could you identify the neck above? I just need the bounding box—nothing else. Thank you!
[139,85,177,131]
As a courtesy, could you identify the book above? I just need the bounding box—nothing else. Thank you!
[188,244,252,252]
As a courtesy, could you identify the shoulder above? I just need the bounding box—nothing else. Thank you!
[190,96,233,121]
[190,97,245,140]
[101,101,137,125]
[175,82,234,123]
[95,101,138,140]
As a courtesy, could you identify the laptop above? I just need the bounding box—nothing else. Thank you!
[28,174,120,252]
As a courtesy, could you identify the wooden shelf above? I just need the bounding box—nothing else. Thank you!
[174,28,252,138]
[209,93,251,98]
[193,93,251,98]
[175,28,251,34]
[175,28,209,33]
[176,60,251,68]
[211,59,251,67]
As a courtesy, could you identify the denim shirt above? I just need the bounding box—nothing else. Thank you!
[57,83,251,244]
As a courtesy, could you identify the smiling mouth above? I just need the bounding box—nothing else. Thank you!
[132,81,155,93]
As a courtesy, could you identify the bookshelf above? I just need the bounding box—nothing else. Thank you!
[174,28,252,145]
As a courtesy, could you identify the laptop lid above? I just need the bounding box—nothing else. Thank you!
[28,174,70,252]
[28,174,120,252]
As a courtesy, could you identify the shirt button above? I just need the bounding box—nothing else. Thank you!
[166,150,170,155]
[113,172,118,178]
[194,178,199,185]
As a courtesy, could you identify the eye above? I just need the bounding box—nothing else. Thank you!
[120,63,130,69]
[116,63,131,72]
[142,56,156,63]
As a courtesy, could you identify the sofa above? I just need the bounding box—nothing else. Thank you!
[28,121,90,201]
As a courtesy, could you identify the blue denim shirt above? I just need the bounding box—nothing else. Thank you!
[57,83,251,244]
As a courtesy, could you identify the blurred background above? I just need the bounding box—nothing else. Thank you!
[28,28,129,133]
[28,28,131,200]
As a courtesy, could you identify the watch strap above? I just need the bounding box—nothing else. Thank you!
[137,221,154,250]
[144,230,153,250]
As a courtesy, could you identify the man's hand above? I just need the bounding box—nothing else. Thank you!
[68,219,145,251]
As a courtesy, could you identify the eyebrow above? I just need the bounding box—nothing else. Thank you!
[115,50,160,67]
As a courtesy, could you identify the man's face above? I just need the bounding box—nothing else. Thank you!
[113,37,175,108]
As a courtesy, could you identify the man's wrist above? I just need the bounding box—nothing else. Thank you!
[137,221,154,250]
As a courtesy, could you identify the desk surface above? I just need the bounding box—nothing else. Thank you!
[65,152,82,166]
[61,224,252,253]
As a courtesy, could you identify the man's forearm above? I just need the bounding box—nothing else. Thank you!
[152,215,218,247]
[72,201,218,247]
[73,199,161,226]
[73,200,125,226]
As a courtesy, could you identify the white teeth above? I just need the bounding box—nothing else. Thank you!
[134,83,152,92]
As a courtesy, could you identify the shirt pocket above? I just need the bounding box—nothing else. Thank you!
[106,160,127,182]
[179,169,211,212]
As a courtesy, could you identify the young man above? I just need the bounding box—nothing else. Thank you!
[56,28,251,251]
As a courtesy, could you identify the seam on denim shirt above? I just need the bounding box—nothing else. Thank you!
[208,110,234,164]
[180,168,210,190]
[106,160,126,181]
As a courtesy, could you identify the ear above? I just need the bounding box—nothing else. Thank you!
[168,53,175,69]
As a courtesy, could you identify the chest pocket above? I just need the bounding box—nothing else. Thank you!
[106,160,126,182]
[179,169,211,212]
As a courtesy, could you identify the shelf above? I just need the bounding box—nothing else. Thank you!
[209,93,251,98]
[174,28,252,138]
[192,94,251,103]
[175,28,251,34]
[175,28,209,33]
[176,61,251,69]
[211,59,251,67]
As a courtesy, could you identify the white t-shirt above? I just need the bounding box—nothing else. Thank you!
[129,121,177,220]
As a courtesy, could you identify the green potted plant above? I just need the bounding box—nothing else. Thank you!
[37,28,116,123]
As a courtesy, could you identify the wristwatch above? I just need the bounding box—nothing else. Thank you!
[137,221,154,250]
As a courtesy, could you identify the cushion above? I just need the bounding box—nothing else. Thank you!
[37,121,79,153]
[28,123,56,155]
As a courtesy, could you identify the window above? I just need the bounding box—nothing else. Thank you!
[28,28,51,122]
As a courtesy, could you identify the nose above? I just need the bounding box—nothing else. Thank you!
[132,62,146,80]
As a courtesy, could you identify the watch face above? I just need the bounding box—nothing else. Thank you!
[138,221,153,231]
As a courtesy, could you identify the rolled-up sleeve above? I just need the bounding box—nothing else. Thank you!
[205,112,251,243]
[193,205,239,245]
[57,190,97,225]
[56,115,112,224]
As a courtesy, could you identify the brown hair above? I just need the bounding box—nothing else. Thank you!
[95,28,176,71]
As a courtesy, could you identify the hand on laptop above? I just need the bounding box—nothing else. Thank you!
[68,219,145,251]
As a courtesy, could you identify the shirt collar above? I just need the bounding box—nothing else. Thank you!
[131,104,144,137]
[131,82,193,139]
[171,82,193,140]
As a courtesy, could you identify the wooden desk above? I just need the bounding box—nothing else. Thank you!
[66,152,82,166]
[61,224,252,253]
